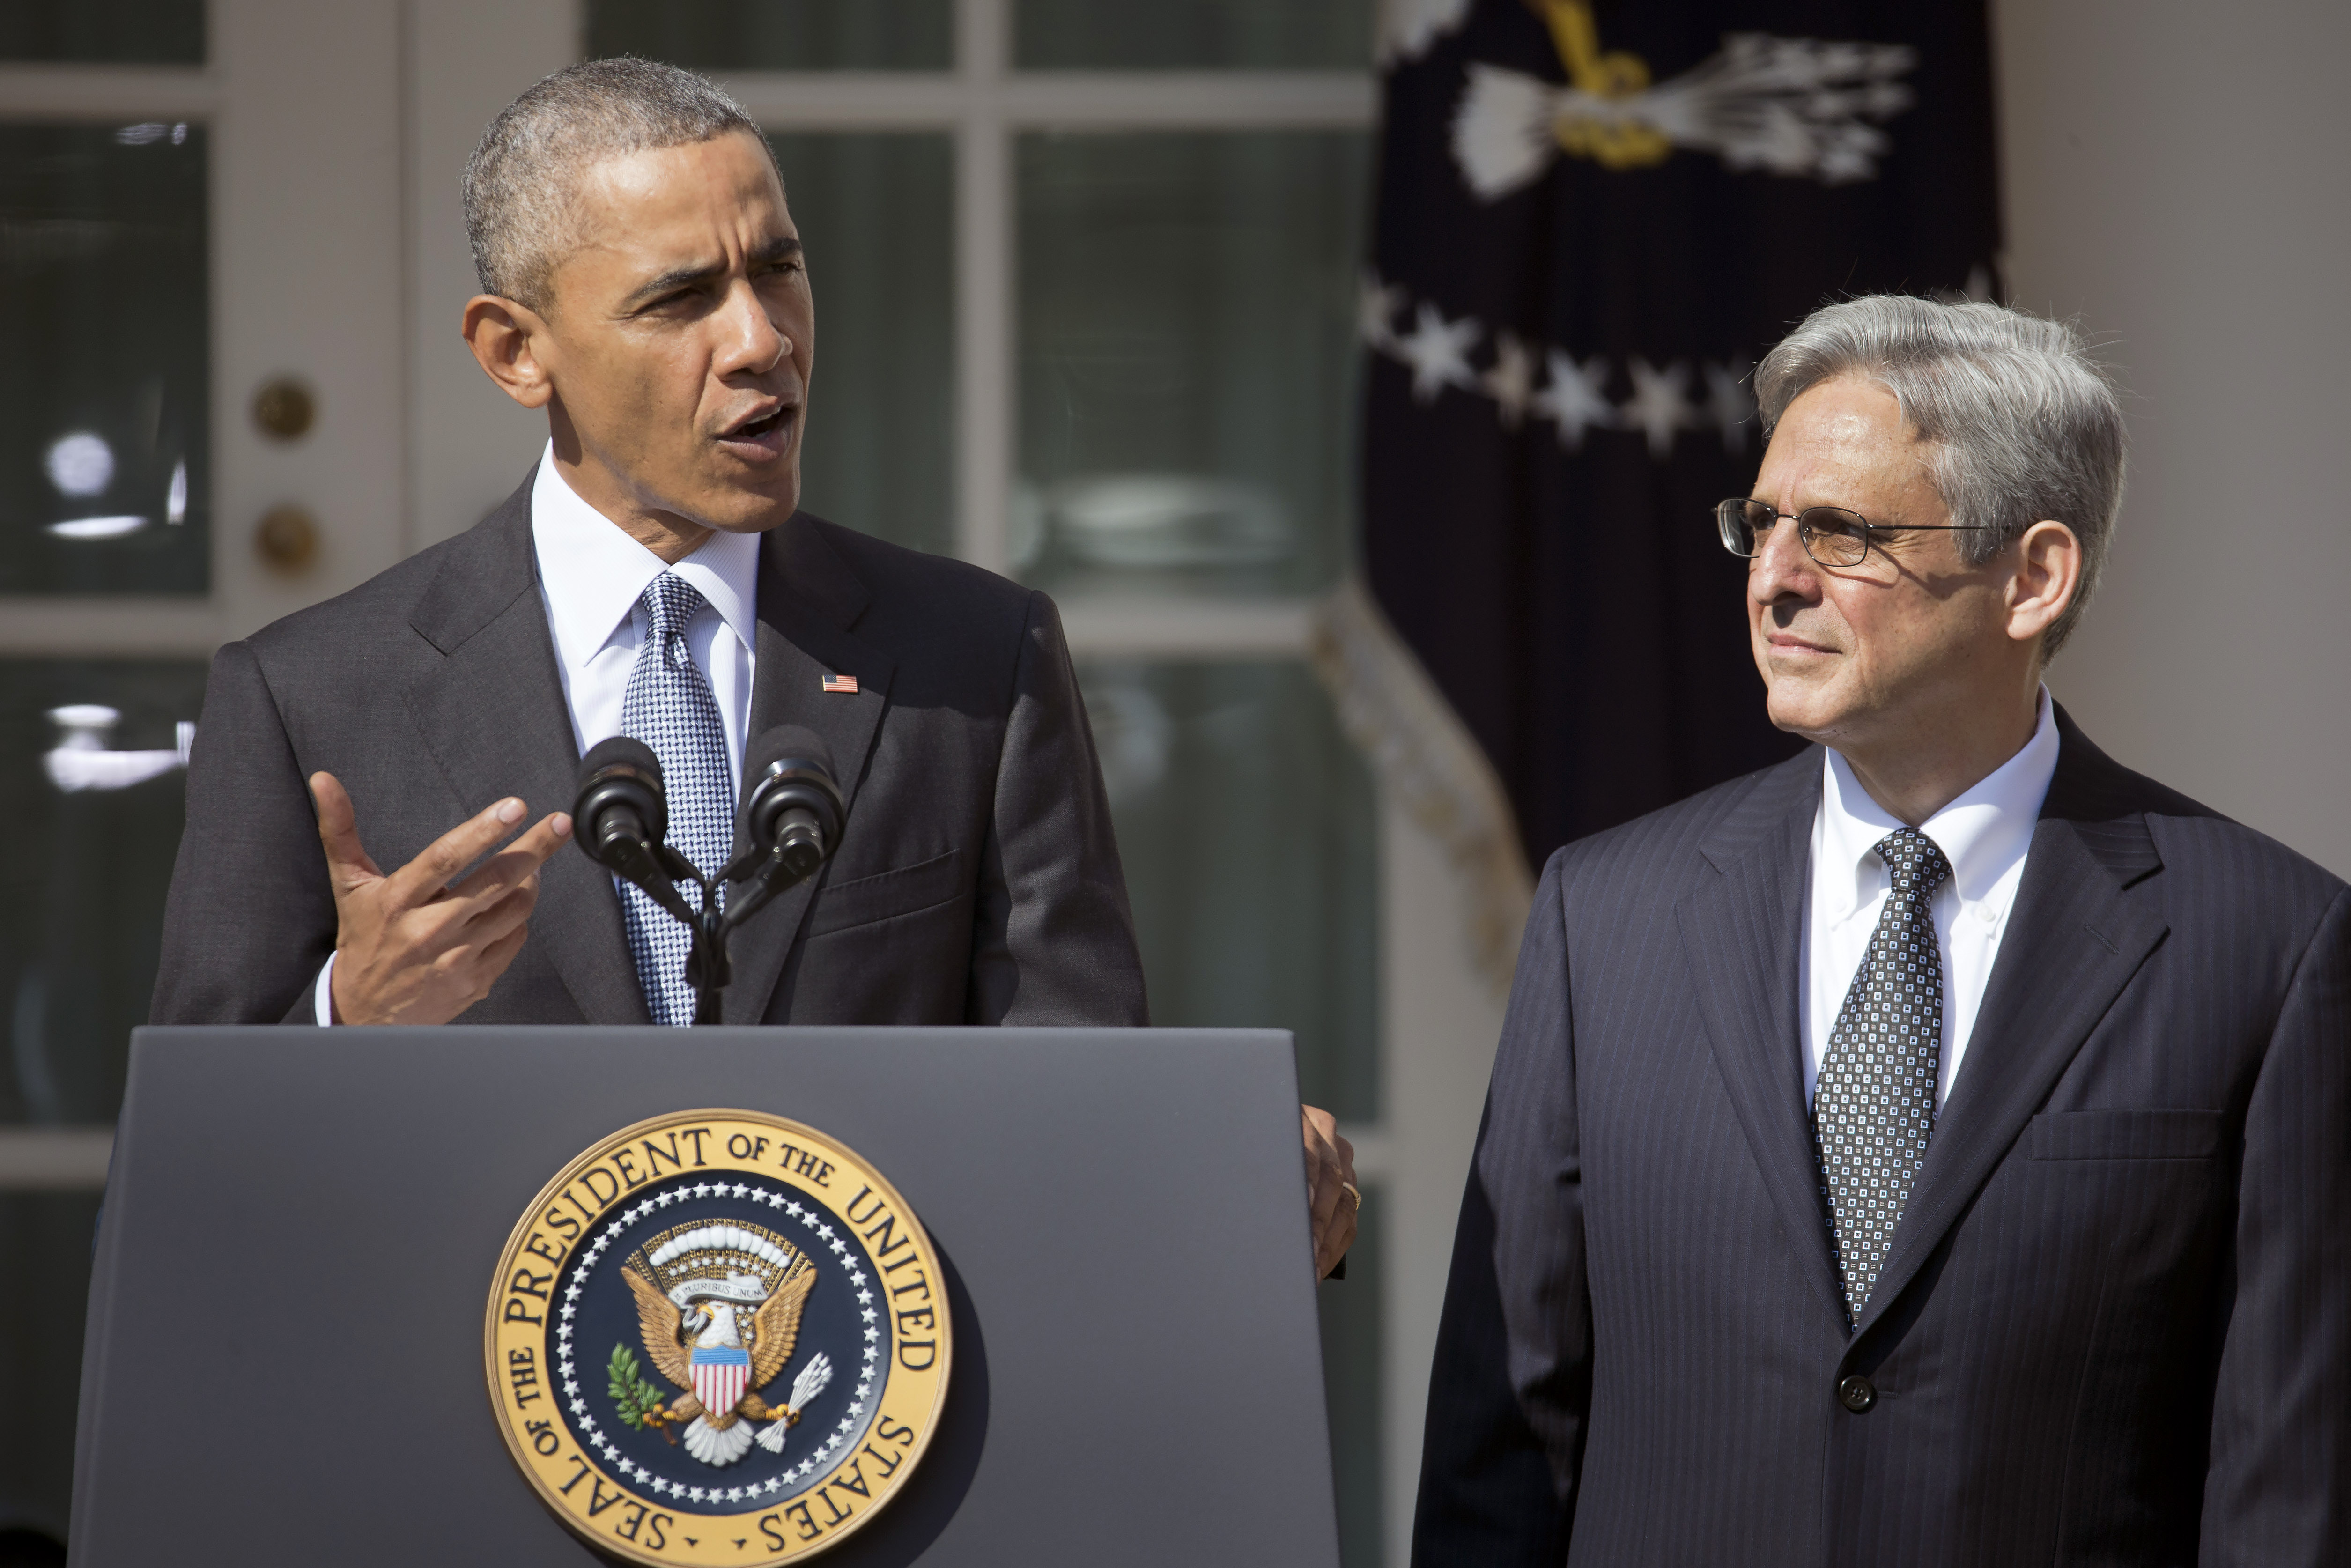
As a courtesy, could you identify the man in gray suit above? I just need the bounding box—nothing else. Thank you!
[1414,296,2346,1561]
[149,59,1360,1274]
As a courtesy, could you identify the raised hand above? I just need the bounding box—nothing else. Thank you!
[1304,1104,1360,1280]
[311,771,572,1025]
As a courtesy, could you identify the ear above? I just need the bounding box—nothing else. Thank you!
[462,294,558,410]
[2004,519,2084,652]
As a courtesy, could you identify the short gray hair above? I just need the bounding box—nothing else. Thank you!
[1754,295,2126,658]
[462,56,771,311]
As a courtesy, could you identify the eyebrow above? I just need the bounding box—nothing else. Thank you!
[621,235,803,311]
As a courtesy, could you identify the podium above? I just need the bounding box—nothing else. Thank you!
[68,1027,1342,1566]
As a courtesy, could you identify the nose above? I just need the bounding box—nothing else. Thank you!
[1747,515,1818,605]
[715,278,789,379]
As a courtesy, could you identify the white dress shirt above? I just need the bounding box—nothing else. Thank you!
[1799,687,2060,1109]
[316,446,761,1022]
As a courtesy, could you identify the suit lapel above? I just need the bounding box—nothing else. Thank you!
[1853,712,2169,1337]
[402,475,648,1025]
[718,515,896,1024]
[1677,751,1849,1326]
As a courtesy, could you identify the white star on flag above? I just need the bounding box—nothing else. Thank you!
[1480,332,1535,429]
[1533,351,1615,449]
[1623,358,1694,458]
[1394,301,1481,404]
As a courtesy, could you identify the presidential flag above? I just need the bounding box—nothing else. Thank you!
[1349,0,1999,888]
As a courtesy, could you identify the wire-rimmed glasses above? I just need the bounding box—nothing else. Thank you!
[1715,498,1985,568]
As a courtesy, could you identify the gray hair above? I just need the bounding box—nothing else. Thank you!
[462,56,771,311]
[1754,295,2126,659]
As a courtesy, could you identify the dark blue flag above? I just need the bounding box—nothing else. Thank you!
[1354,0,1999,873]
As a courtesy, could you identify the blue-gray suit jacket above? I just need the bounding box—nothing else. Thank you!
[151,472,1146,1030]
[1415,708,2347,1566]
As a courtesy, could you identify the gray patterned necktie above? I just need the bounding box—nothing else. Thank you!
[1811,826,1952,1325]
[617,573,734,1027]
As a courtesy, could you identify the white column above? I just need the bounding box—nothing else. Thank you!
[954,0,1014,575]
[1998,0,2351,878]
[1377,791,1511,1566]
[402,0,576,553]
[210,0,408,634]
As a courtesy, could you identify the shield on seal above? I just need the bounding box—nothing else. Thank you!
[691,1345,750,1417]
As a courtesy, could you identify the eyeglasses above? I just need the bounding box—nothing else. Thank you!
[1715,498,1985,569]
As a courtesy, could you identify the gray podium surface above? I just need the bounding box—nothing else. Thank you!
[68,1027,1340,1567]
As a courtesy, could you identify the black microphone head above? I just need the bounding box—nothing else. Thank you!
[742,725,844,876]
[745,725,835,786]
[574,735,667,870]
[579,734,662,787]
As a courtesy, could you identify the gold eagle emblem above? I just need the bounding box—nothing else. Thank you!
[619,1221,834,1467]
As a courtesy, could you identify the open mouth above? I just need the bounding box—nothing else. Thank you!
[717,404,795,456]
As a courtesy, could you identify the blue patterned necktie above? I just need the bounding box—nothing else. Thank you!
[617,573,734,1026]
[1811,826,1952,1325]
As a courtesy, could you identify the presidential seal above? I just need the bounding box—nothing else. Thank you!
[487,1110,950,1563]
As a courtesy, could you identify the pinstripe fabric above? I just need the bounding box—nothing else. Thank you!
[1413,707,2351,1567]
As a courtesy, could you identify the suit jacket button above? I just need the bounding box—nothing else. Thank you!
[1838,1375,1877,1413]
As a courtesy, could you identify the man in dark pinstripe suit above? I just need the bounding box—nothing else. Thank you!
[1413,297,2347,1566]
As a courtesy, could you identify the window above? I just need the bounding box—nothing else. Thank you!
[0,121,209,593]
[0,5,212,1539]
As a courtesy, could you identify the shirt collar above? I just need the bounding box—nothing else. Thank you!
[1819,686,2062,916]
[529,443,762,672]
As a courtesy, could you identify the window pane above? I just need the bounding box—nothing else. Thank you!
[0,124,209,596]
[772,133,955,559]
[1319,1183,1383,1567]
[1016,0,1369,69]
[589,0,952,71]
[1018,133,1368,598]
[0,0,202,64]
[1079,660,1377,1121]
[0,1191,102,1542]
[1,660,205,1128]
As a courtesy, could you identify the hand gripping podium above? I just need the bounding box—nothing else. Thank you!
[68,1028,1342,1567]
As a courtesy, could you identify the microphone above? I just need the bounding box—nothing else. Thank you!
[575,734,732,1020]
[573,735,668,881]
[724,726,844,923]
[570,728,843,1024]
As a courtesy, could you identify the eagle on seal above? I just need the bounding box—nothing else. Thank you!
[622,1227,835,1467]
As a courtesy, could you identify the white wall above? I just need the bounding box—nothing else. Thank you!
[1997,0,2351,877]
[404,0,574,552]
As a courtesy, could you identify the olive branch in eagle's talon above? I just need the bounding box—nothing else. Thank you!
[608,1343,681,1444]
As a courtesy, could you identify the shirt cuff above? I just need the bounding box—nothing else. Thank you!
[315,953,337,1026]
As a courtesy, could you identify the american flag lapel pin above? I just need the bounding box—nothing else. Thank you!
[821,672,859,694]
